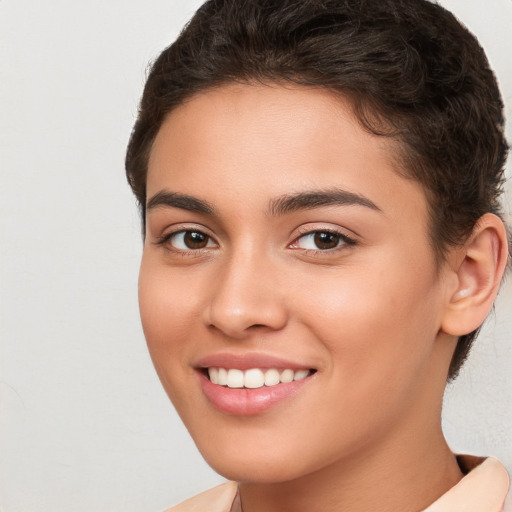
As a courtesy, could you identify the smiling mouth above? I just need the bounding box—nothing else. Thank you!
[206,367,315,389]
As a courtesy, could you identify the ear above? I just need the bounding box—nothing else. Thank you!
[441,213,509,336]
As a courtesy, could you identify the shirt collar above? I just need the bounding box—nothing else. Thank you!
[422,455,510,512]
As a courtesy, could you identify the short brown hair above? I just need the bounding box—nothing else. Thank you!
[126,0,509,380]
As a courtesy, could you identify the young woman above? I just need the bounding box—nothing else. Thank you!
[125,1,510,510]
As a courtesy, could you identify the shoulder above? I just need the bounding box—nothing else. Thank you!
[163,482,238,512]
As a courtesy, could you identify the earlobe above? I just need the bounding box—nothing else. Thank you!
[441,213,509,336]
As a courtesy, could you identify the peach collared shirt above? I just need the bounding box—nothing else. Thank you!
[165,455,511,512]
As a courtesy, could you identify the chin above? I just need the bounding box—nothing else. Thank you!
[205,456,304,484]
[194,435,336,485]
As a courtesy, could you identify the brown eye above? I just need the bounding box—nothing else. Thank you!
[166,230,216,250]
[313,231,340,250]
[183,231,209,249]
[291,230,355,251]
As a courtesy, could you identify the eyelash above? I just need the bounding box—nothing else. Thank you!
[154,227,356,254]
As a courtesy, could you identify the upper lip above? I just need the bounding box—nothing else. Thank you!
[194,352,315,371]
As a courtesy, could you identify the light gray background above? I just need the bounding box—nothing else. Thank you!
[1,1,511,511]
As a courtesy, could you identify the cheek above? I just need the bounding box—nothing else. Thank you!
[138,256,198,386]
[138,260,200,415]
[139,255,198,343]
[294,256,443,383]
[282,263,444,463]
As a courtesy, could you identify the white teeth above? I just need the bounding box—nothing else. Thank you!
[227,369,244,388]
[280,369,294,383]
[264,368,280,386]
[207,367,311,388]
[218,368,228,386]
[294,369,309,381]
[244,368,265,388]
[208,368,219,384]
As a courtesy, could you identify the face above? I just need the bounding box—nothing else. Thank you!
[139,84,454,483]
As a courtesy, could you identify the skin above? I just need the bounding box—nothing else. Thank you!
[139,83,485,512]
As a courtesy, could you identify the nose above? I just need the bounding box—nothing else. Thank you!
[204,250,288,339]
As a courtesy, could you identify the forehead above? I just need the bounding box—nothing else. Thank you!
[147,83,429,230]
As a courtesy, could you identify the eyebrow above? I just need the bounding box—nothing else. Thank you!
[267,189,381,216]
[146,191,215,215]
[146,188,381,217]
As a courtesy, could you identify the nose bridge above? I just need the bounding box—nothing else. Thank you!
[206,244,287,338]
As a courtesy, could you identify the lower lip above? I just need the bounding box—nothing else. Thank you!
[199,372,311,416]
